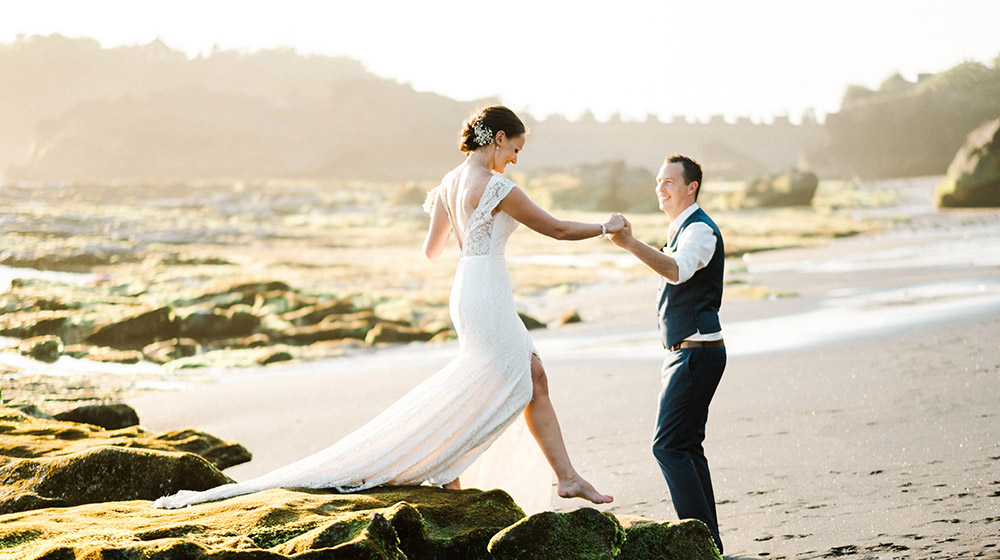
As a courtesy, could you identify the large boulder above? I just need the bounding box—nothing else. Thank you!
[52,403,140,430]
[617,516,722,560]
[0,446,232,514]
[488,507,625,559]
[732,168,819,208]
[936,117,1000,207]
[0,407,251,471]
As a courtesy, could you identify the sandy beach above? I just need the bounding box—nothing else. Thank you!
[121,184,1000,559]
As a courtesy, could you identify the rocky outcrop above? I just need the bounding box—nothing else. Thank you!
[0,276,444,367]
[16,335,63,363]
[488,507,625,559]
[936,118,1000,207]
[0,487,721,560]
[52,403,139,429]
[0,446,232,514]
[731,168,819,208]
[617,516,722,560]
[0,407,720,559]
[0,487,521,559]
[0,406,251,470]
[86,305,177,349]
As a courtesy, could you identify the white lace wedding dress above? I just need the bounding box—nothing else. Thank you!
[154,174,540,509]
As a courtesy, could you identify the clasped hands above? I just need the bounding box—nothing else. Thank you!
[601,213,632,247]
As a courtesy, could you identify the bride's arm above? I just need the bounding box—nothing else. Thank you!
[496,186,621,240]
[423,191,452,259]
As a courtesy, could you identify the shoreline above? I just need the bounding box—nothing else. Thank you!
[125,205,1000,559]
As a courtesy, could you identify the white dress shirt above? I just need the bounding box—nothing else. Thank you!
[661,203,723,341]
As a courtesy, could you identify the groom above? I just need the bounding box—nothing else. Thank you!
[608,154,726,553]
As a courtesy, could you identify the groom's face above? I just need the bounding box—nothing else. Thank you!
[656,162,696,219]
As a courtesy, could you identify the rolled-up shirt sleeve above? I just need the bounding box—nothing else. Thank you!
[662,223,717,284]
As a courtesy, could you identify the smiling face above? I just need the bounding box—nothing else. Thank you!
[492,133,525,173]
[655,161,698,219]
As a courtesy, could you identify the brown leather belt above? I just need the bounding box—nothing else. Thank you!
[669,339,725,352]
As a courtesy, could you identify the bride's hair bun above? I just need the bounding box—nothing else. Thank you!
[459,106,526,153]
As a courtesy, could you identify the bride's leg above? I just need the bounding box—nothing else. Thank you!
[524,354,613,504]
[443,477,461,490]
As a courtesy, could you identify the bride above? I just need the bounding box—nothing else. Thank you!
[154,106,621,509]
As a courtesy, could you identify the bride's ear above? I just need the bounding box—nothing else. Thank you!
[495,130,506,146]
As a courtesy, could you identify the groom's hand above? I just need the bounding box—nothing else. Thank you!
[602,213,625,234]
[608,214,633,247]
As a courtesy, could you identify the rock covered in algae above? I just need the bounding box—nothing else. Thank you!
[0,446,232,515]
[0,486,526,560]
[0,407,722,558]
[0,406,251,471]
[487,507,625,560]
[617,515,722,560]
[52,403,140,430]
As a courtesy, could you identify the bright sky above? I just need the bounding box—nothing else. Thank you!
[3,0,999,123]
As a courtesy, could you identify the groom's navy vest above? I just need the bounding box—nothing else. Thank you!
[656,208,725,349]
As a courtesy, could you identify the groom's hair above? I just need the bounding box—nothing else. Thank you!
[665,154,703,200]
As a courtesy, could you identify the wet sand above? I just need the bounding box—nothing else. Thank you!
[129,204,1000,559]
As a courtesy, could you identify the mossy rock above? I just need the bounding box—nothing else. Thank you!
[617,516,722,560]
[488,507,625,559]
[52,403,139,430]
[732,168,819,208]
[86,305,178,349]
[0,446,232,514]
[176,304,261,340]
[517,312,546,330]
[17,335,63,363]
[0,310,74,339]
[0,406,251,471]
[0,486,525,559]
[936,117,1000,207]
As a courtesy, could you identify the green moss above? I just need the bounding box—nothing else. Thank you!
[488,508,625,560]
[618,518,722,560]
[248,523,317,549]
[0,529,42,548]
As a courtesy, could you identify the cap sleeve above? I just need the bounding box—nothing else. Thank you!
[478,175,517,217]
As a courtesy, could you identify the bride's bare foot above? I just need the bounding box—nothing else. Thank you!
[557,476,613,504]
[442,477,461,490]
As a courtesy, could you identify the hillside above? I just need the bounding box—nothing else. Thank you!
[4,35,995,184]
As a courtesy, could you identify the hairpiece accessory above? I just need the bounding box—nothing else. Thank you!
[472,117,494,147]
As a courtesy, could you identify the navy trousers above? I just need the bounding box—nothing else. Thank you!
[654,346,726,553]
